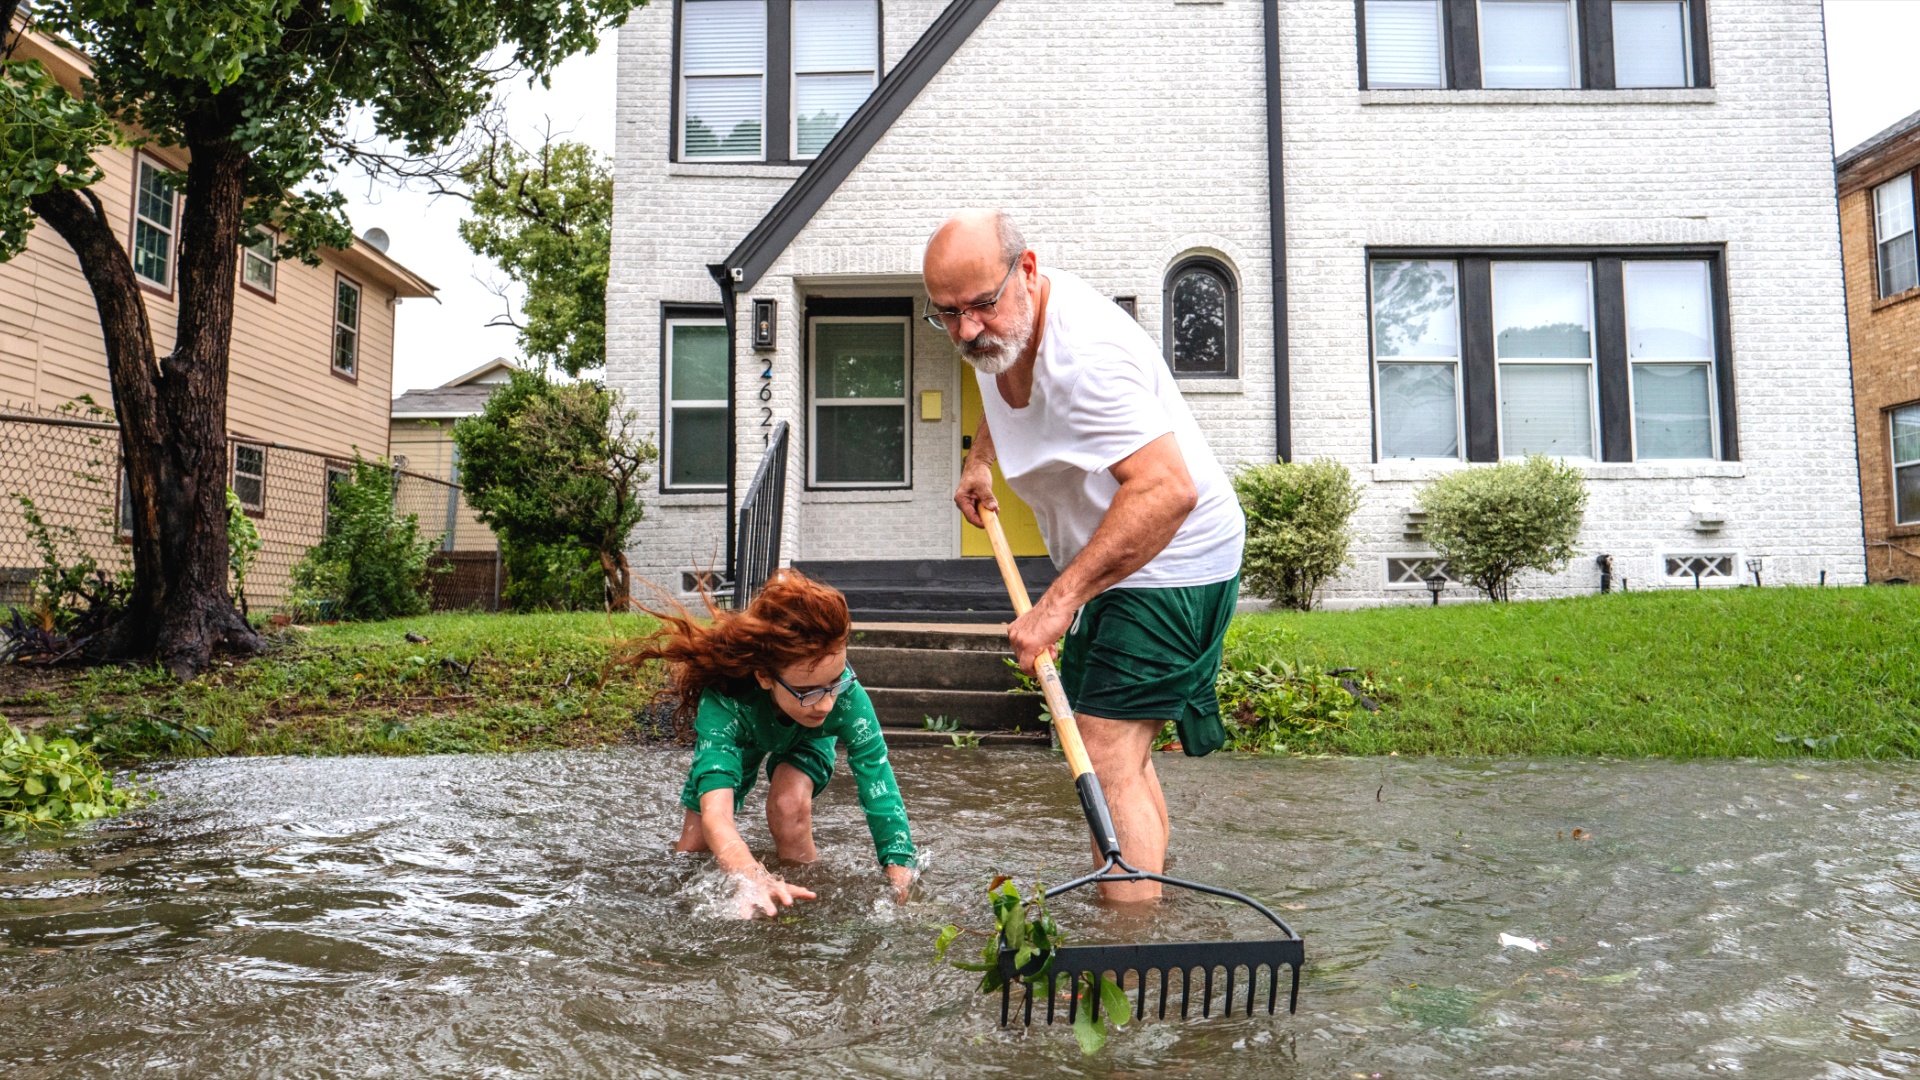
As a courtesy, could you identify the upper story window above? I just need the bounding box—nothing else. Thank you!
[1165,256,1238,377]
[132,157,178,290]
[1875,174,1919,298]
[676,0,881,165]
[1893,403,1920,526]
[241,228,276,297]
[1358,0,1707,91]
[333,276,362,379]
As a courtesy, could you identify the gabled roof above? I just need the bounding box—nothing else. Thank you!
[390,358,518,418]
[717,0,1002,292]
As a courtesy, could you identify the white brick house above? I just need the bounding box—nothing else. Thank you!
[607,0,1864,614]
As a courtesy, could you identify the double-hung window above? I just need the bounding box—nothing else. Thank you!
[793,0,879,157]
[132,158,178,290]
[664,318,730,490]
[1371,259,1462,457]
[1493,261,1595,458]
[232,443,266,514]
[1894,404,1920,527]
[681,0,767,159]
[241,228,277,297]
[333,276,362,378]
[1875,175,1919,298]
[1367,248,1730,463]
[1359,0,1705,90]
[809,317,908,487]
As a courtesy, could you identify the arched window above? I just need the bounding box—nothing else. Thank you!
[1164,256,1237,377]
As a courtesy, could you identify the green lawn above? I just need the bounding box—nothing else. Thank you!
[1226,586,1920,759]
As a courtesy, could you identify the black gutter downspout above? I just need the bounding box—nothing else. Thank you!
[1262,0,1290,463]
[709,262,739,573]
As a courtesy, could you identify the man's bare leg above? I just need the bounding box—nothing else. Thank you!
[1077,713,1170,902]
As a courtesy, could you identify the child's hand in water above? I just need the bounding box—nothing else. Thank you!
[885,864,914,904]
[735,867,816,918]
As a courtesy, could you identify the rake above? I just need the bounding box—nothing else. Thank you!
[979,508,1304,1027]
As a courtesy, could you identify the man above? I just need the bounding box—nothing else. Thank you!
[923,209,1246,902]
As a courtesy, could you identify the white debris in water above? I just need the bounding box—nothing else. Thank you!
[1598,941,1613,948]
[1499,933,1546,952]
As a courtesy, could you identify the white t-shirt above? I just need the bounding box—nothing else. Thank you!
[975,268,1246,589]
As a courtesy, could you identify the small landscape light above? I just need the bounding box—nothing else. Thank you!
[1425,571,1446,607]
[1745,556,1763,588]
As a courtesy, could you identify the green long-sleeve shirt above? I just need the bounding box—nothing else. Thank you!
[679,682,916,869]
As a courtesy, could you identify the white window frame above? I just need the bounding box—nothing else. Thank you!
[679,0,768,162]
[1874,173,1919,299]
[1384,555,1459,590]
[1894,403,1920,527]
[333,275,362,379]
[1477,0,1581,90]
[1610,0,1693,89]
[232,442,267,514]
[1623,260,1719,462]
[807,314,911,489]
[1663,552,1738,585]
[663,317,730,492]
[1492,261,1599,461]
[240,227,277,298]
[1369,258,1465,461]
[790,0,881,160]
[131,155,179,291]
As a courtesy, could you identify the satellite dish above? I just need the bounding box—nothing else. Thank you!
[361,227,390,253]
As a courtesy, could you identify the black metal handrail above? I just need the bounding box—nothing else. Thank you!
[732,421,789,609]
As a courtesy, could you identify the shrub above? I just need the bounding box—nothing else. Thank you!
[1418,454,1588,602]
[0,722,143,833]
[501,537,605,612]
[1232,459,1362,610]
[290,457,443,621]
[227,489,261,616]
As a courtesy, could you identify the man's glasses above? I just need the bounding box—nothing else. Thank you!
[923,260,1019,330]
[772,666,858,708]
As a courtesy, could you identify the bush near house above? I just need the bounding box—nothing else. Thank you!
[1418,454,1587,601]
[289,458,443,622]
[1232,459,1362,611]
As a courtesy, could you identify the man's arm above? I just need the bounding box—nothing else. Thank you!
[954,417,1000,527]
[1006,432,1198,673]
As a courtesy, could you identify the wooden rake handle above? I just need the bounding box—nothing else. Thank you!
[980,508,1121,861]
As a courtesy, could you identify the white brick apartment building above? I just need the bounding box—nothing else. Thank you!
[607,0,1864,615]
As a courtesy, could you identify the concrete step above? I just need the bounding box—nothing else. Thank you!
[864,686,1046,731]
[849,624,1011,652]
[798,558,1059,622]
[848,645,1017,692]
[880,726,1051,749]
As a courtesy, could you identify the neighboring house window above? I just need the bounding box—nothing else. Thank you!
[1371,259,1462,458]
[1493,261,1595,458]
[333,276,361,378]
[232,443,266,513]
[1164,257,1237,377]
[681,0,767,159]
[793,0,879,157]
[1625,260,1716,459]
[1367,248,1730,463]
[1357,0,1707,89]
[1875,174,1919,298]
[1363,0,1446,88]
[1894,403,1920,526]
[1611,1,1692,88]
[132,157,178,290]
[1478,0,1579,89]
[809,316,908,487]
[664,318,730,490]
[241,228,276,297]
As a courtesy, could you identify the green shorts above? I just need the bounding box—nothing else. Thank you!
[1059,576,1238,758]
[677,736,838,814]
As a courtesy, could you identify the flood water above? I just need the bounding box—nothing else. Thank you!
[2,749,1917,1078]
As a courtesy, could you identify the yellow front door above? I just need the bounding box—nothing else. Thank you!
[959,368,1048,557]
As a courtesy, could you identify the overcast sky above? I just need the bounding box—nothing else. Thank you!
[353,0,1920,397]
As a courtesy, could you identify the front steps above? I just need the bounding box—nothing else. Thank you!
[796,558,1061,623]
[850,623,1050,749]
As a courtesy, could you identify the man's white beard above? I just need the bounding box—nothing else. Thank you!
[958,290,1033,375]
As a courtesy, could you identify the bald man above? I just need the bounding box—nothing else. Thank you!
[923,210,1246,902]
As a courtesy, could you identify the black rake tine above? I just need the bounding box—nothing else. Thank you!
[1158,966,1170,1020]
[1047,971,1057,1025]
[1069,971,1081,1024]
[1203,965,1214,1019]
[1247,965,1259,1017]
[1225,965,1235,1019]
[1269,963,1279,1014]
[1181,966,1192,1019]
[1001,976,1010,1026]
[1290,961,1301,1014]
[1136,969,1146,1021]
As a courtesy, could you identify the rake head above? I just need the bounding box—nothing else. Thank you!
[997,935,1304,1026]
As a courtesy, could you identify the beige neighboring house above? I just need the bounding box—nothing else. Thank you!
[388,359,515,554]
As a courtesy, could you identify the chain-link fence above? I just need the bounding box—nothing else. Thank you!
[1,406,500,613]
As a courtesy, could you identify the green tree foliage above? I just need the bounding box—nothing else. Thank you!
[290,458,442,621]
[1418,454,1589,602]
[500,536,605,612]
[452,371,657,608]
[459,139,611,376]
[0,722,141,832]
[226,489,261,616]
[0,0,642,678]
[1232,459,1362,610]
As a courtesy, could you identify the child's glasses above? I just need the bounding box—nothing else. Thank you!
[773,666,857,707]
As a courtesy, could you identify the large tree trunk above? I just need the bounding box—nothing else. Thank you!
[28,129,263,679]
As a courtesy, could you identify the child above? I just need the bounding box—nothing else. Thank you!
[628,570,915,918]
